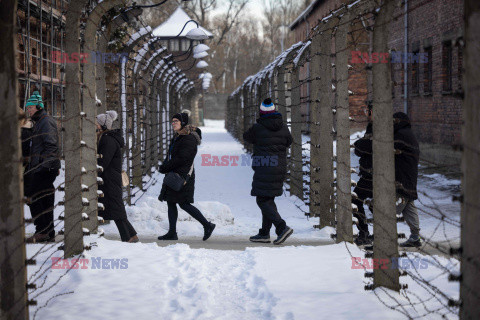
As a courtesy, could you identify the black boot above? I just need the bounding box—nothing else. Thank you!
[157,231,178,240]
[203,223,216,241]
[354,231,372,246]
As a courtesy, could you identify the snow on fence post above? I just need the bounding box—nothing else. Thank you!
[0,1,29,316]
[290,64,303,200]
[461,0,480,317]
[371,0,400,291]
[311,20,335,226]
[335,10,353,243]
[64,0,87,257]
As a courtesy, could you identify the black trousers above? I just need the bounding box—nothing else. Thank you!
[256,196,287,236]
[114,219,137,242]
[167,201,209,232]
[352,177,373,237]
[30,170,57,237]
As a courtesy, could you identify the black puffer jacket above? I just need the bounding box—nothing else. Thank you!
[243,113,293,197]
[158,127,202,204]
[393,112,419,200]
[97,129,127,220]
[29,110,61,174]
[354,122,373,180]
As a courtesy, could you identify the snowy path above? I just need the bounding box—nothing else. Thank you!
[101,119,325,240]
[26,120,460,320]
[104,234,332,250]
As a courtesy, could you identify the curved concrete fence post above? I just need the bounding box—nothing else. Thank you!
[83,0,130,233]
[64,0,89,258]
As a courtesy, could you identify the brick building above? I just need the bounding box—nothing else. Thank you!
[17,0,68,118]
[290,0,464,165]
[290,0,369,130]
[389,0,463,165]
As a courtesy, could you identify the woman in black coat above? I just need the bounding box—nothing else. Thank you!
[96,110,138,243]
[157,113,215,241]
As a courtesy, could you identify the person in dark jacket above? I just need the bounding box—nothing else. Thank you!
[393,112,421,247]
[25,91,60,243]
[19,107,34,200]
[243,98,293,245]
[97,110,138,243]
[352,106,374,245]
[157,113,215,241]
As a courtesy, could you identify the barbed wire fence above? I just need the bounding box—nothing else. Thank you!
[226,0,479,318]
[1,0,198,319]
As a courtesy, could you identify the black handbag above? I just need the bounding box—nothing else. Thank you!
[163,164,194,192]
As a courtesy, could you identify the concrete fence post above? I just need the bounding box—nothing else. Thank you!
[461,0,480,317]
[335,11,353,243]
[290,65,303,200]
[64,0,88,257]
[371,0,400,291]
[0,1,29,317]
[311,21,335,227]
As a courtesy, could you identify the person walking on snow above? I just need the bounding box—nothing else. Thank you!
[243,98,294,245]
[393,112,421,247]
[96,110,139,243]
[158,113,215,241]
[352,105,374,245]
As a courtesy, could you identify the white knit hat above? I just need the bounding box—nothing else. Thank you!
[96,110,118,130]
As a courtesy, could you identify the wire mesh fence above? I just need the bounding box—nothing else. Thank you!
[226,0,478,318]
[1,0,198,318]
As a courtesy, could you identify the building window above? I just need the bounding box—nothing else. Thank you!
[181,39,190,51]
[170,39,180,51]
[424,46,432,94]
[442,41,452,92]
[411,50,419,95]
[160,40,168,49]
[32,47,37,75]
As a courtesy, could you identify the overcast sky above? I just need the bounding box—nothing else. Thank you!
[212,0,266,22]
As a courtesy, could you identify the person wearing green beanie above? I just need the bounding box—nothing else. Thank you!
[25,91,61,243]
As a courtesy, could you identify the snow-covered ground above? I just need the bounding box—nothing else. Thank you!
[27,237,459,320]
[25,119,461,319]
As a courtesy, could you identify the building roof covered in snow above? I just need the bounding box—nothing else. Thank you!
[152,6,213,39]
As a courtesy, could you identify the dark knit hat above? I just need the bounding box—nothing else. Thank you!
[259,98,276,115]
[172,113,188,127]
[26,91,44,109]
